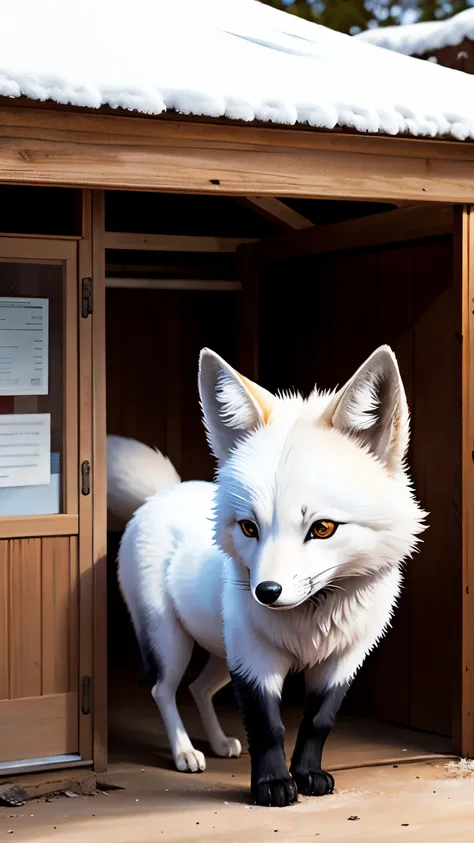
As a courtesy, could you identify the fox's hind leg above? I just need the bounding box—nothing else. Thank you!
[190,654,242,759]
[151,612,206,773]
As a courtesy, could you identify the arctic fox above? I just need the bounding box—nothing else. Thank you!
[109,346,426,807]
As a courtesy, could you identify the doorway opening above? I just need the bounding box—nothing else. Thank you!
[104,190,458,780]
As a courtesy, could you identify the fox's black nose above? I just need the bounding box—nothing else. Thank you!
[255,581,282,605]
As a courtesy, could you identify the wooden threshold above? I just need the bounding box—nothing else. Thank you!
[1,107,474,202]
[0,768,96,797]
[254,204,454,262]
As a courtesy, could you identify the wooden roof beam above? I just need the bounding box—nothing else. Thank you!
[103,232,256,252]
[106,277,240,291]
[253,203,454,262]
[2,108,474,203]
[239,196,314,230]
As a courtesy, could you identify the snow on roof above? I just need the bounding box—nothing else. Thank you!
[355,8,474,57]
[2,0,474,141]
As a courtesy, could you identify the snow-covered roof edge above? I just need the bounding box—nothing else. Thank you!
[2,0,474,142]
[355,8,474,57]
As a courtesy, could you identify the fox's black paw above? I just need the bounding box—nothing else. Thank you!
[291,768,334,796]
[252,777,298,807]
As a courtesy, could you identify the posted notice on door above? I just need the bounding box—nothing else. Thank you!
[0,413,51,487]
[0,297,49,395]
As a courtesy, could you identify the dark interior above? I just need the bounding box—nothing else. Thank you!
[102,189,461,747]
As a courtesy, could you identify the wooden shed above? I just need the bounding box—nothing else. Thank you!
[2,0,474,783]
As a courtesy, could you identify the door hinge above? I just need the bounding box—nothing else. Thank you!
[82,675,92,715]
[81,460,91,496]
[82,277,93,318]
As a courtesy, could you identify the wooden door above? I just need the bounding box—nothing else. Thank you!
[0,237,93,772]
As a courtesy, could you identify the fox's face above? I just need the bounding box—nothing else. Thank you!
[199,347,426,611]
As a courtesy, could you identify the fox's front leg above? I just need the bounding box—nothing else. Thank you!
[290,665,349,797]
[226,621,294,806]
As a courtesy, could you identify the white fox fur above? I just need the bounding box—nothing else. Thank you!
[107,434,180,524]
[111,346,427,803]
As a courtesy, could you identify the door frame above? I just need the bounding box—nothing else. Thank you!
[0,233,94,771]
[89,191,107,772]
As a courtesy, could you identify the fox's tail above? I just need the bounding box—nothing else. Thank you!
[107,434,180,523]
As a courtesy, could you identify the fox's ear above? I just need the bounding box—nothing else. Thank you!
[322,345,409,473]
[198,348,276,461]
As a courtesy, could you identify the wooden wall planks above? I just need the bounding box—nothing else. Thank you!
[41,537,73,696]
[410,239,461,736]
[105,287,238,483]
[0,536,79,703]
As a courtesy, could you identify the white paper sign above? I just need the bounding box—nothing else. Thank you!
[0,413,51,487]
[0,297,49,395]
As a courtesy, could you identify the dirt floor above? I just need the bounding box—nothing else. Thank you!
[2,757,474,843]
[3,689,473,843]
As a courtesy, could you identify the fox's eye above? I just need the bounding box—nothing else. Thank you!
[305,520,338,541]
[239,519,259,539]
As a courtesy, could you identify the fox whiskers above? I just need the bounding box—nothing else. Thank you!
[225,577,251,591]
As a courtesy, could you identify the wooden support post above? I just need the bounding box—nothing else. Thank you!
[457,205,474,758]
[239,196,313,230]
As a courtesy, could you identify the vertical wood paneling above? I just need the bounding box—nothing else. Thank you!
[41,537,71,695]
[346,245,415,725]
[104,290,123,446]
[179,290,238,482]
[105,286,238,485]
[10,539,42,699]
[106,289,167,452]
[2,536,79,703]
[164,294,182,474]
[0,540,9,699]
[237,243,259,380]
[325,250,379,387]
[372,245,414,727]
[310,256,334,392]
[410,238,460,736]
